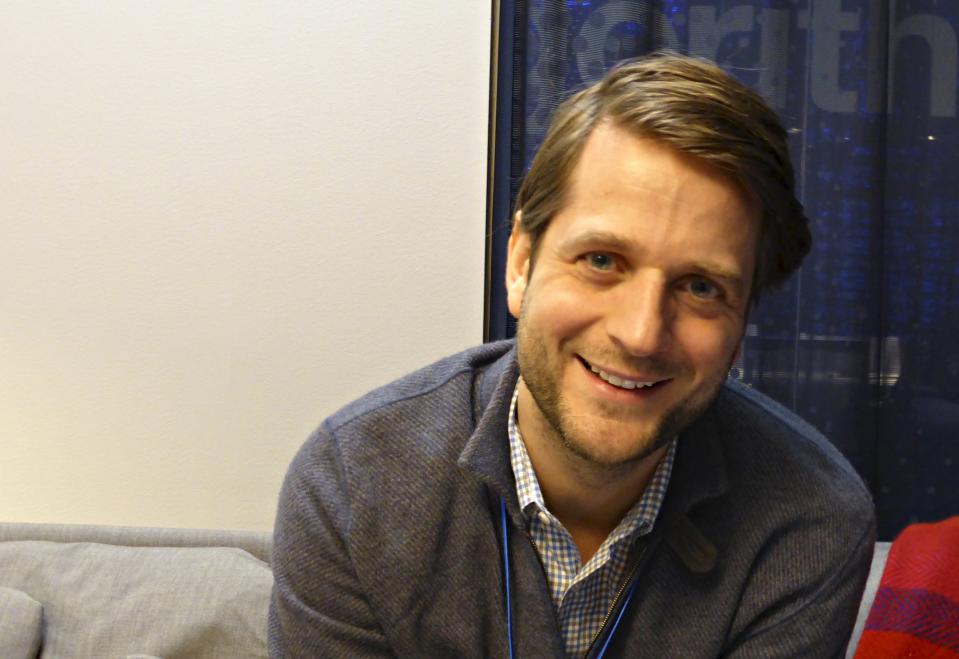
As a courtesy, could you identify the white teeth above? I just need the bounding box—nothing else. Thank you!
[588,363,654,390]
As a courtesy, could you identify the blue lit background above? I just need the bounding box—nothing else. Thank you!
[487,0,959,540]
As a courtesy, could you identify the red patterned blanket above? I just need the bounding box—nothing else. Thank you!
[854,516,959,658]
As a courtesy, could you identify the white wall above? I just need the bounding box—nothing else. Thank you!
[0,2,490,531]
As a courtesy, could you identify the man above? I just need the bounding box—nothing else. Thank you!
[270,53,876,658]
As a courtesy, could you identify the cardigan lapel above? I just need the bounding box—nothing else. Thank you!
[657,397,730,573]
[457,343,523,519]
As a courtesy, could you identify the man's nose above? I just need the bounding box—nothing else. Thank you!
[604,274,673,357]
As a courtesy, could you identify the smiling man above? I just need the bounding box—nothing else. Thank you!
[270,53,876,658]
[507,127,763,569]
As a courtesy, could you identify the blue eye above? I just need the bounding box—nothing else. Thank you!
[586,252,614,270]
[688,278,720,299]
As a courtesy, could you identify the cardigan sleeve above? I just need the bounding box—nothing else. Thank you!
[268,424,393,659]
[720,513,877,659]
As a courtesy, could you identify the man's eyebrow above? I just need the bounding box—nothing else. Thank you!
[555,230,638,254]
[686,261,745,283]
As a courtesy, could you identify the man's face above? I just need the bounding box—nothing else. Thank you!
[506,122,760,468]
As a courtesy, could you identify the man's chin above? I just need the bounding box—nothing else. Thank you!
[557,391,714,470]
[557,427,671,471]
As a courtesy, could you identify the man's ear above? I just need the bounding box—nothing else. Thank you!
[505,211,531,320]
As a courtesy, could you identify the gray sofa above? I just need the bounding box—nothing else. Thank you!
[0,523,272,659]
[0,522,888,658]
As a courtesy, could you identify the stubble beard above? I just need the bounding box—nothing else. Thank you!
[515,307,732,474]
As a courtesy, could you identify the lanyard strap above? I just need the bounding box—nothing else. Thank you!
[500,497,515,659]
[500,497,637,658]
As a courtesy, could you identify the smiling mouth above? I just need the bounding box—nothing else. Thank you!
[577,356,668,391]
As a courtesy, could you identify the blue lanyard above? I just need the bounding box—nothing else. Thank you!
[499,498,638,658]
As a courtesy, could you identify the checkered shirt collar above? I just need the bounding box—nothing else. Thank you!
[507,379,676,543]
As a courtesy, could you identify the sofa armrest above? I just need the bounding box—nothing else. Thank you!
[845,542,891,658]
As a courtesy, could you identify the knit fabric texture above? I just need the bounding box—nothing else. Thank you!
[269,341,876,658]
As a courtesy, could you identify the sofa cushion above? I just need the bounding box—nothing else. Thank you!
[0,586,42,659]
[0,540,271,659]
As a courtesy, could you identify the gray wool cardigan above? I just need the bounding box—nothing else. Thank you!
[269,341,875,658]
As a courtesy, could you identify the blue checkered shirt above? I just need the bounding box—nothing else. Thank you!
[507,381,677,658]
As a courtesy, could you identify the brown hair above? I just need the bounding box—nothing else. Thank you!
[513,51,810,304]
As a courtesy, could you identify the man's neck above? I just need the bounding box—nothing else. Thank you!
[516,387,669,564]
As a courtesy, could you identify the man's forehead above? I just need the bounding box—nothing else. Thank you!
[566,122,762,218]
